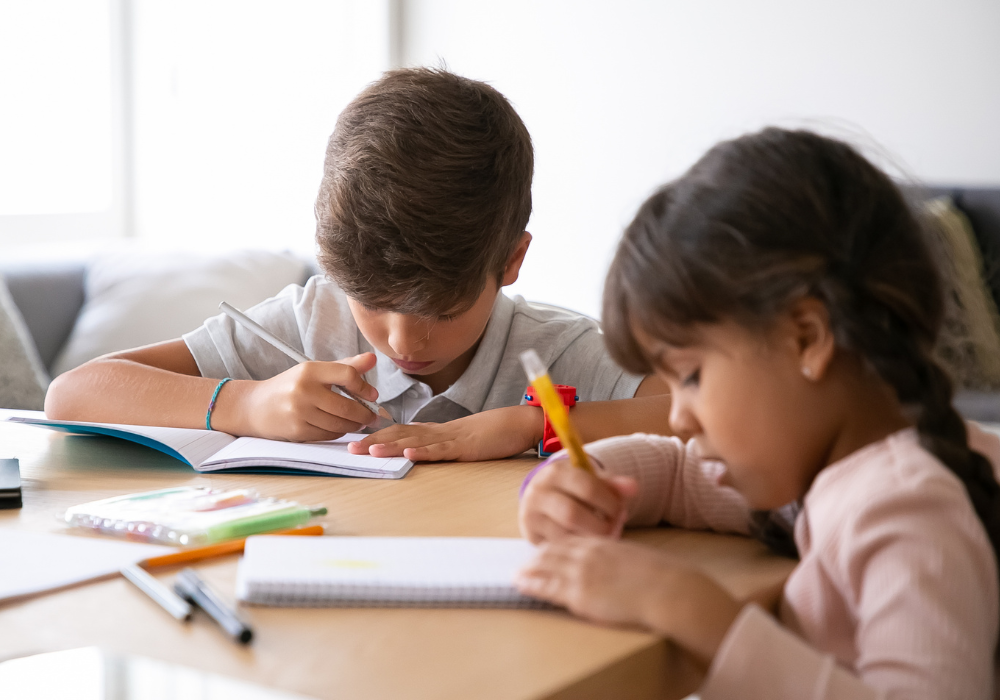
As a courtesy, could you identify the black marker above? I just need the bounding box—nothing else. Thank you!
[174,568,253,644]
[0,458,22,509]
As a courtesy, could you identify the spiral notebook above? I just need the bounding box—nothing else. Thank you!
[235,536,545,608]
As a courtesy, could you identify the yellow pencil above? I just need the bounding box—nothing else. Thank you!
[140,524,325,569]
[520,349,593,473]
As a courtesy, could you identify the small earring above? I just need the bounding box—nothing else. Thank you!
[802,366,814,379]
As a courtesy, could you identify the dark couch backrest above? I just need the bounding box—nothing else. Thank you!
[0,262,86,373]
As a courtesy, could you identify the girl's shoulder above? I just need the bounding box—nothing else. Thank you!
[801,428,992,551]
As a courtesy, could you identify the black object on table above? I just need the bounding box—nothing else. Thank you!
[0,458,22,509]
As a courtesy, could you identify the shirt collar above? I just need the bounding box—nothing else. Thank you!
[365,292,517,414]
[439,292,515,414]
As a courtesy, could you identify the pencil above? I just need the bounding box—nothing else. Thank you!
[218,301,394,424]
[141,524,325,569]
[519,349,594,473]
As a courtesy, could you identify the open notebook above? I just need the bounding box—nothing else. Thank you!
[7,417,412,479]
[236,536,546,608]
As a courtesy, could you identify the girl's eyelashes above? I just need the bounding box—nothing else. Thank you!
[681,368,701,387]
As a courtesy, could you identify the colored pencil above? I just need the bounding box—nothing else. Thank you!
[141,524,324,568]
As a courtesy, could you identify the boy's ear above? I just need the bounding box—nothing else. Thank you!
[789,297,835,382]
[501,232,532,287]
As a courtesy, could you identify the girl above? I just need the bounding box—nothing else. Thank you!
[515,128,1000,699]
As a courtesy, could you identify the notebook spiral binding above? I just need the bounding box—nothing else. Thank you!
[244,581,551,609]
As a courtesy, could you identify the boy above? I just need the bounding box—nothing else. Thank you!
[46,68,668,462]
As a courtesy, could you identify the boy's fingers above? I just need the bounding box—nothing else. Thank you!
[347,429,430,455]
[402,441,459,462]
[337,352,378,374]
[303,405,367,437]
[308,357,379,402]
[309,383,380,426]
[352,424,432,449]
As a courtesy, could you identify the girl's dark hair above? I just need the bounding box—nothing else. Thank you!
[604,127,1000,560]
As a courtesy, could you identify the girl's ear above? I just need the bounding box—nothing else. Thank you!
[789,297,836,381]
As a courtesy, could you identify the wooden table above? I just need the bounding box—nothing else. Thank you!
[0,416,795,700]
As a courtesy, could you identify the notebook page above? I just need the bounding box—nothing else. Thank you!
[5,417,236,469]
[204,434,411,476]
[0,531,171,603]
[237,536,541,606]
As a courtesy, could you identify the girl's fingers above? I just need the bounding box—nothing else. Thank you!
[535,489,617,537]
[520,511,574,544]
[516,569,566,603]
[608,476,639,500]
[541,462,626,523]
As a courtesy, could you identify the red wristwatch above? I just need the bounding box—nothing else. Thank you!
[524,384,579,457]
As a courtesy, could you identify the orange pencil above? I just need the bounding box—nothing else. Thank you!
[141,524,324,569]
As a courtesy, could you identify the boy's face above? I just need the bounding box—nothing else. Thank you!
[344,232,531,390]
[346,279,501,380]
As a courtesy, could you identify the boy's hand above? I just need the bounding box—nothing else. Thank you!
[226,353,381,442]
[515,537,742,665]
[346,405,542,462]
[519,458,637,544]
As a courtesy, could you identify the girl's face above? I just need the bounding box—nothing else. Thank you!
[636,317,836,510]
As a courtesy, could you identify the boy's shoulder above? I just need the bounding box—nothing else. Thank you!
[268,274,351,318]
[487,294,640,405]
[507,295,600,336]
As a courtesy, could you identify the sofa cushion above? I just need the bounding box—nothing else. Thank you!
[953,188,1000,313]
[51,249,309,376]
[0,276,49,409]
[926,197,1000,391]
[0,262,86,373]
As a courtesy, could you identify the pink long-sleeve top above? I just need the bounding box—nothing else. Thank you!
[583,425,1000,700]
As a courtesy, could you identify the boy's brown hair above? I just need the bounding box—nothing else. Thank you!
[315,68,534,316]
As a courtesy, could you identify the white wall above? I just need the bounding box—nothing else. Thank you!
[129,0,393,254]
[402,0,1000,318]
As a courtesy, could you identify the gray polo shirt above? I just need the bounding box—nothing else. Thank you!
[183,276,642,424]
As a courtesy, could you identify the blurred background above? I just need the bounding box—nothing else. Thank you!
[2,0,999,319]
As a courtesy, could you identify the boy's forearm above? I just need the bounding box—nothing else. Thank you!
[572,395,673,443]
[45,358,224,430]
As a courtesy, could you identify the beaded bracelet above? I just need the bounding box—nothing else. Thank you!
[205,378,233,431]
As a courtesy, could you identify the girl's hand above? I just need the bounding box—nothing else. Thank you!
[519,457,638,543]
[516,537,743,666]
[218,353,382,441]
[346,405,542,462]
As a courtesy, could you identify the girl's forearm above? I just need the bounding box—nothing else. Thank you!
[641,568,743,667]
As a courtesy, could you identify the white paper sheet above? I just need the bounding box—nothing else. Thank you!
[0,531,172,603]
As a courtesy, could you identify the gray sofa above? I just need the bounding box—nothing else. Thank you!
[2,186,999,417]
[0,259,317,378]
